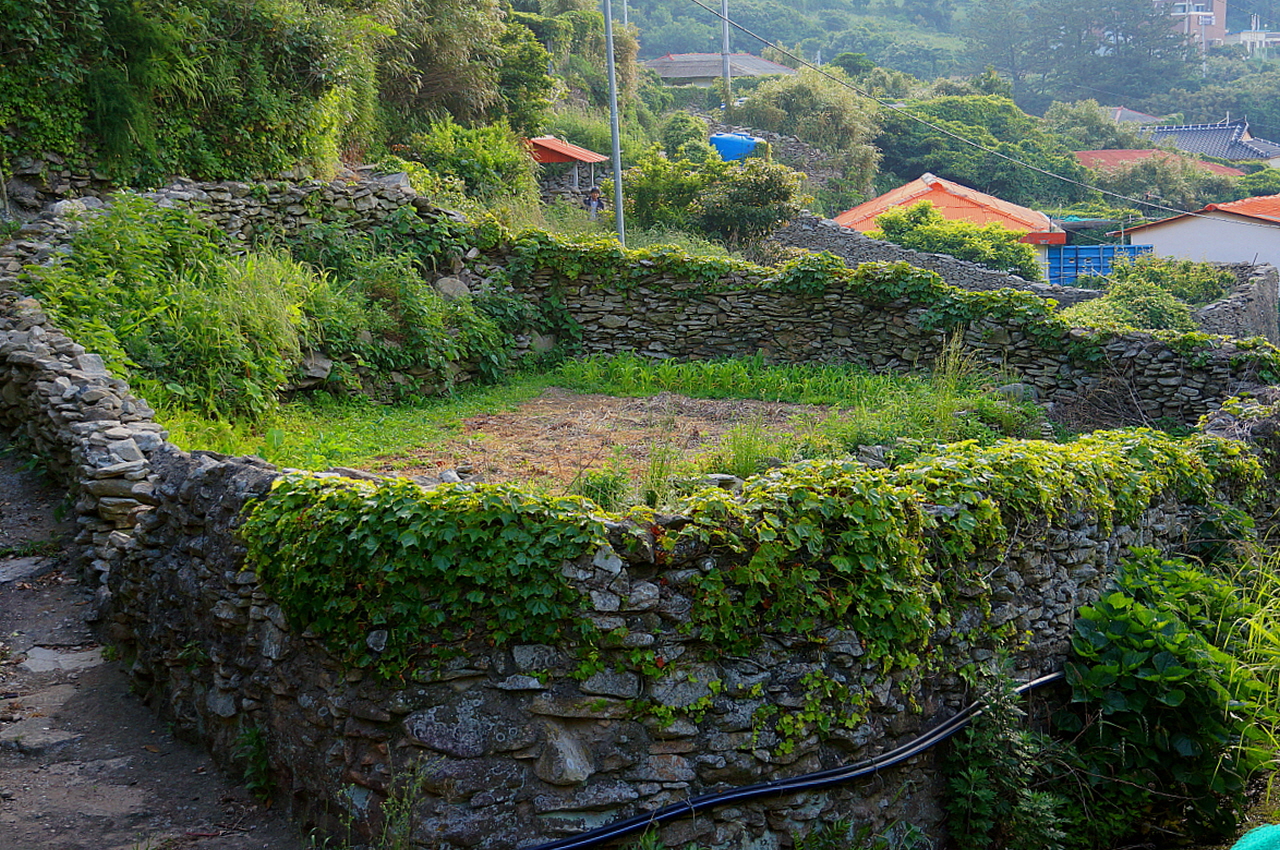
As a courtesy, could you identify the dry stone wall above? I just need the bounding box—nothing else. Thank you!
[0,292,1239,848]
[769,216,1103,308]
[96,445,1214,850]
[508,262,1273,426]
[0,180,1275,846]
[1195,264,1280,344]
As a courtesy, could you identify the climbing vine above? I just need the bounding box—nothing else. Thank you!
[240,475,605,677]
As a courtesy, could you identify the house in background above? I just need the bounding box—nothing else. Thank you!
[1100,105,1164,124]
[833,173,1154,284]
[642,53,796,86]
[1075,149,1246,177]
[834,172,1058,234]
[1152,0,1227,49]
[1141,119,1280,167]
[1117,194,1280,267]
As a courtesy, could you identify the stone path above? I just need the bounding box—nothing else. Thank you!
[0,451,306,850]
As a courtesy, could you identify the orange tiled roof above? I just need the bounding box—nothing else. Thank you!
[1075,149,1245,178]
[833,173,1053,233]
[1122,192,1280,233]
[1205,193,1280,223]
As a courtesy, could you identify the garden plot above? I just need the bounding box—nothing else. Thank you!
[363,387,828,489]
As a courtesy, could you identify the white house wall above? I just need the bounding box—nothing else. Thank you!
[1136,212,1280,267]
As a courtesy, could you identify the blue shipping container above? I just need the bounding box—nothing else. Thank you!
[709,133,762,161]
[1045,244,1152,286]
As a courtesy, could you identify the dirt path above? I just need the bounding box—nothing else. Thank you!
[0,450,305,850]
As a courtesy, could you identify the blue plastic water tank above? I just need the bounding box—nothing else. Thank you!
[709,133,762,161]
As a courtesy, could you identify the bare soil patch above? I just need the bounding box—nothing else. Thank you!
[366,387,834,488]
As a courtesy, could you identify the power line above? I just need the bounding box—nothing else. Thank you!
[683,0,1280,233]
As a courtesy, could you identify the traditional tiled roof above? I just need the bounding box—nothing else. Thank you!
[1121,193,1280,233]
[833,173,1054,232]
[642,53,797,79]
[1074,149,1245,177]
[1142,119,1280,162]
[1101,105,1163,124]
[526,136,608,164]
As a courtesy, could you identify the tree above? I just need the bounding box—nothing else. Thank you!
[1042,99,1149,151]
[1090,155,1238,212]
[869,201,1043,280]
[731,68,880,193]
[695,157,809,244]
[875,95,1092,206]
[960,0,1035,99]
[1024,0,1197,110]
[375,0,506,128]
[660,113,710,159]
[488,20,555,135]
[622,149,808,244]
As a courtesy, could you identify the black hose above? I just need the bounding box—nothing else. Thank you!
[519,670,1066,850]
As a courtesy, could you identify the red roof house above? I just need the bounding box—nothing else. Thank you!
[1118,193,1280,268]
[1075,149,1246,178]
[833,173,1059,240]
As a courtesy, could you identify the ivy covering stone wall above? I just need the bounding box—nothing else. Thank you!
[0,181,1277,846]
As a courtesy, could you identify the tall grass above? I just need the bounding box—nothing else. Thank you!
[553,350,1044,451]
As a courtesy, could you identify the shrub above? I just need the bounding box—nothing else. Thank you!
[22,195,322,419]
[870,201,1043,280]
[1060,279,1197,332]
[622,149,807,244]
[660,112,709,158]
[1107,254,1233,306]
[399,118,539,205]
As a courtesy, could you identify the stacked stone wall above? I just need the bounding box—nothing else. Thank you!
[769,216,1104,307]
[0,180,1271,847]
[507,264,1271,426]
[1195,264,1280,344]
[0,294,1231,848]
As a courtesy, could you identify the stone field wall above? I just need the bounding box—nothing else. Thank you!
[506,260,1275,427]
[0,180,1274,847]
[0,292,1239,848]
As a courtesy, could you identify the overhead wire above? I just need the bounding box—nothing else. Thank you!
[683,0,1280,233]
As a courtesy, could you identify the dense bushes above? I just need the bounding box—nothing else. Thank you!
[948,548,1279,848]
[621,148,808,244]
[869,201,1042,280]
[1061,256,1235,332]
[20,196,511,420]
[0,0,382,182]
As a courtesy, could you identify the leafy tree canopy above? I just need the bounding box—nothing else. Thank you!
[875,95,1091,206]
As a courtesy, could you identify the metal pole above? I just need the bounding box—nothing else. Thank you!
[603,0,627,246]
[622,0,628,27]
[721,0,731,104]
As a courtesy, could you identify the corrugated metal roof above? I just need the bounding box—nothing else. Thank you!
[642,53,797,79]
[1074,149,1245,177]
[833,173,1054,233]
[1142,119,1280,161]
[527,136,608,164]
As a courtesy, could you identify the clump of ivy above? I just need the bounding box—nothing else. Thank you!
[671,429,1257,680]
[240,475,605,677]
[946,550,1278,848]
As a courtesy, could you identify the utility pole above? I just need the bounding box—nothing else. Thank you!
[603,0,627,246]
[721,0,731,105]
[621,0,628,27]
